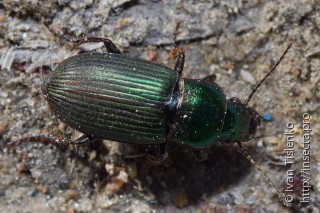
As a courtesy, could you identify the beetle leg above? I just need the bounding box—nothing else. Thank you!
[173,21,181,48]
[157,142,167,160]
[9,134,96,149]
[201,74,217,83]
[171,48,185,78]
[169,21,184,77]
[168,48,185,77]
[74,36,122,54]
[75,135,96,144]
[8,134,55,146]
[8,133,74,147]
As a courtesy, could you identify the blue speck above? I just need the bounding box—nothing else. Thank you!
[262,114,272,121]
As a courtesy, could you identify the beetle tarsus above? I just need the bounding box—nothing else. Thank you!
[8,133,74,147]
[7,134,54,146]
[173,21,182,48]
[170,20,184,77]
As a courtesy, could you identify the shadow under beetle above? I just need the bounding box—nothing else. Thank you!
[43,37,292,158]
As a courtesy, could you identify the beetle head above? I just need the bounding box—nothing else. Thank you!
[218,98,262,143]
[241,107,262,142]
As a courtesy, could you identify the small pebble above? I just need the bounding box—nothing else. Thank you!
[233,191,244,205]
[106,178,125,194]
[240,70,256,85]
[74,198,93,212]
[36,184,48,194]
[174,190,189,208]
[267,136,279,145]
[117,170,129,183]
[291,67,301,78]
[63,190,79,200]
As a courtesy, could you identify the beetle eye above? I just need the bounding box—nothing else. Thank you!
[229,97,242,103]
[247,109,262,137]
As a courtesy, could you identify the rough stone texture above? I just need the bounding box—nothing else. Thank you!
[0,0,319,212]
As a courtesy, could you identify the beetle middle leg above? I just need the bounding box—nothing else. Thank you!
[73,35,122,54]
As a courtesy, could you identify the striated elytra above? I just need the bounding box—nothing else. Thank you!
[43,37,263,157]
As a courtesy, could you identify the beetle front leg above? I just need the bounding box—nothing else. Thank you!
[74,36,122,54]
[201,74,217,83]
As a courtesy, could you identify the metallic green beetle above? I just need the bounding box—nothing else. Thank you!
[43,37,290,157]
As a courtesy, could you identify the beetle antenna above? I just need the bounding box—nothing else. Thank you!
[244,42,293,106]
[237,142,289,206]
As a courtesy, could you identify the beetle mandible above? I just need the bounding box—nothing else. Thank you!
[42,36,292,159]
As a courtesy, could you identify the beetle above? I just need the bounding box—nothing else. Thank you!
[11,36,292,205]
[42,36,291,159]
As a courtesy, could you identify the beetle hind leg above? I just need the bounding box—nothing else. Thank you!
[157,142,167,160]
[75,134,96,145]
[8,133,74,148]
[73,35,122,54]
[8,133,96,148]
